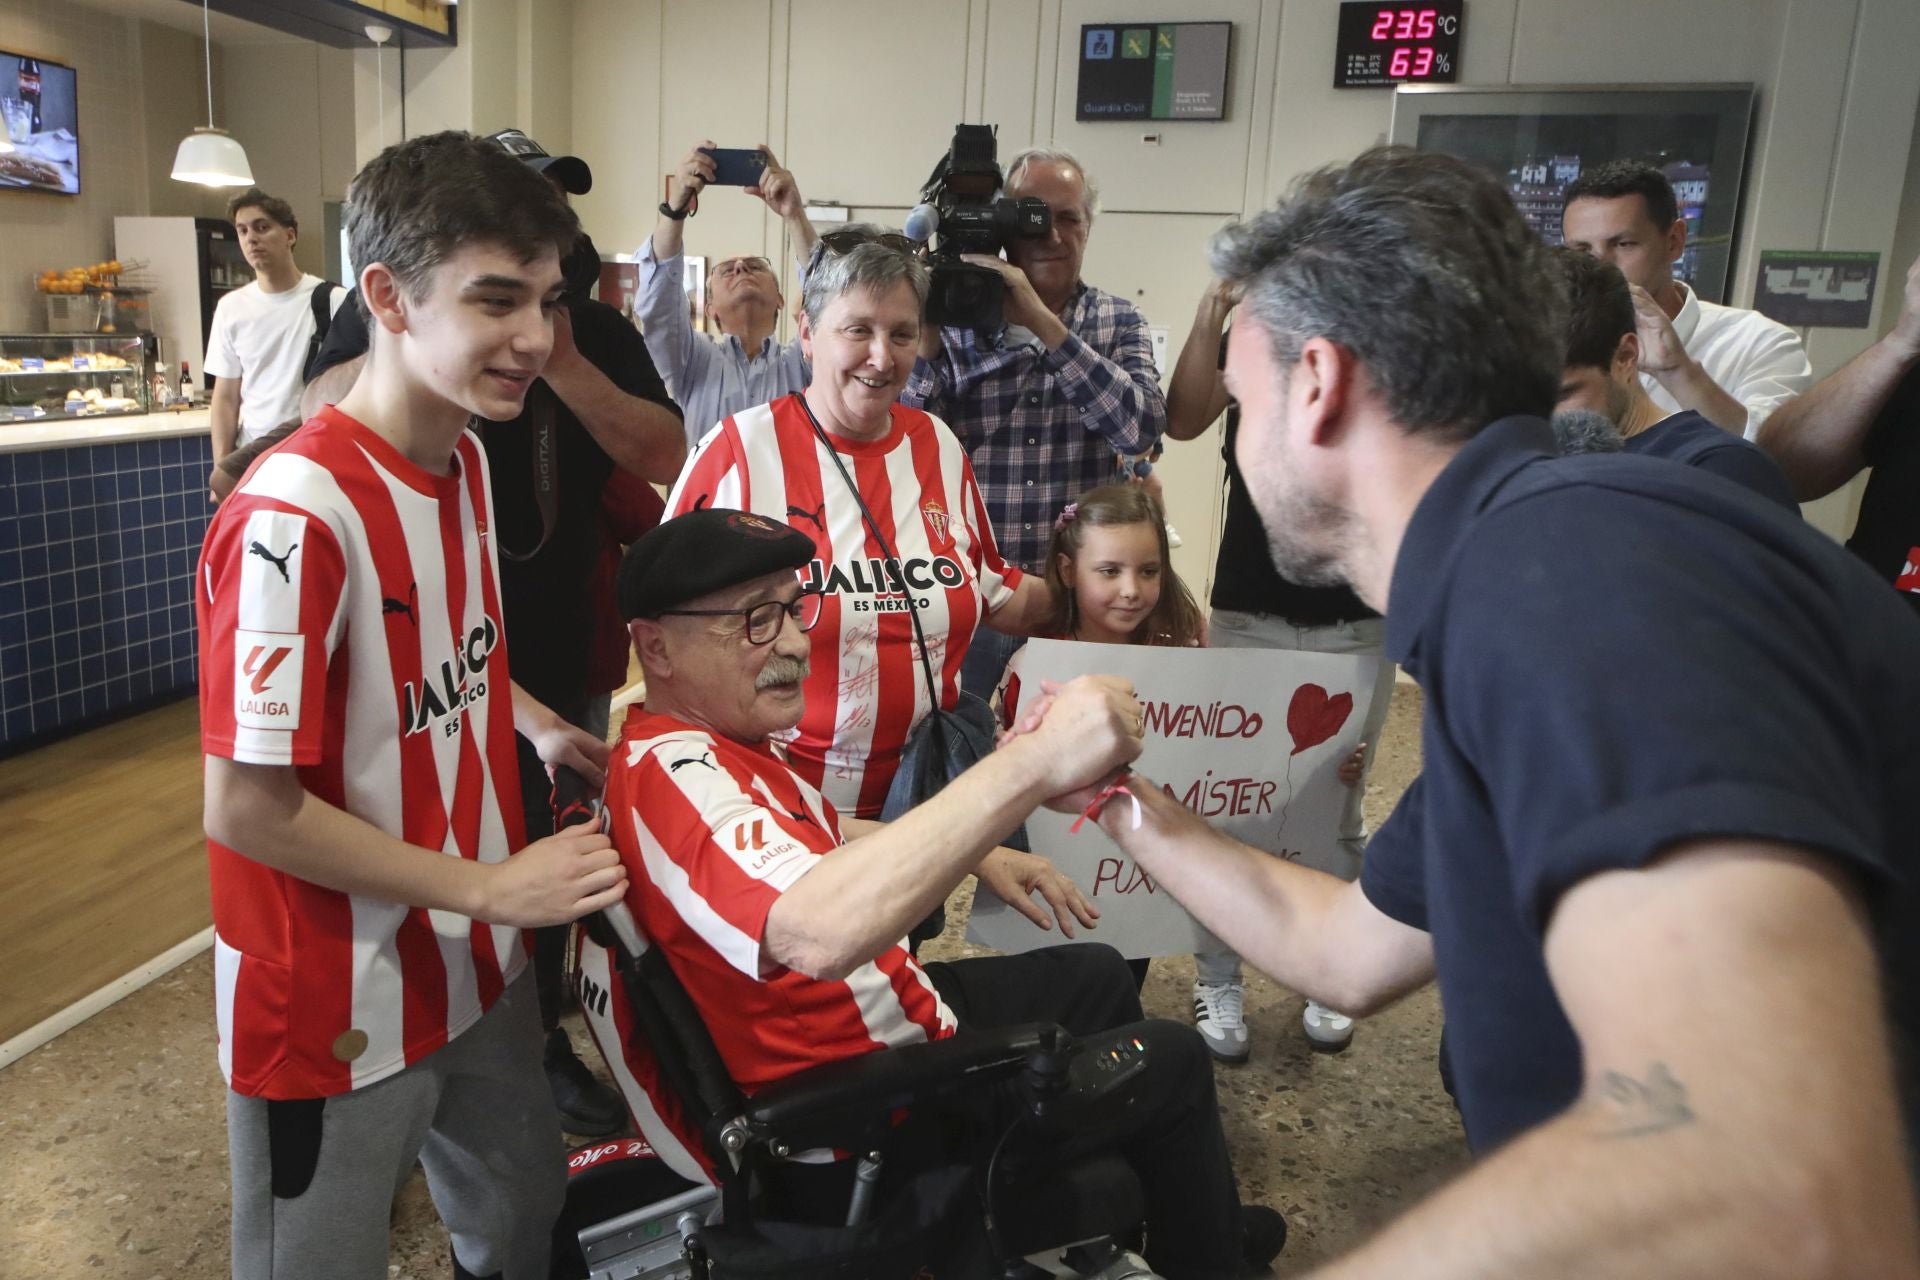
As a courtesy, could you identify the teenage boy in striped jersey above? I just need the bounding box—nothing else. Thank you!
[196,131,628,1280]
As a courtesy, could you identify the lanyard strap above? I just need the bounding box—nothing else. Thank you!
[499,381,558,564]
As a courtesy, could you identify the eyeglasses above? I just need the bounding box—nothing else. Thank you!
[655,592,824,645]
[713,255,774,279]
[818,229,917,257]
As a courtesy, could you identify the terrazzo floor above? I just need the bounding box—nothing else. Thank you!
[0,683,1466,1277]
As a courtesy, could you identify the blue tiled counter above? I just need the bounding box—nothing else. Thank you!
[0,414,215,754]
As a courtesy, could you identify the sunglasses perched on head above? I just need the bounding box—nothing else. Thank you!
[818,229,917,257]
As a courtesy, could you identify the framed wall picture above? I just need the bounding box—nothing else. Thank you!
[1390,84,1755,303]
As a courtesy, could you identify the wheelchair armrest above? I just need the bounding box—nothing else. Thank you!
[736,1023,1060,1152]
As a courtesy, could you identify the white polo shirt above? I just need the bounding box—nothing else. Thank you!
[204,274,344,443]
[1642,282,1811,440]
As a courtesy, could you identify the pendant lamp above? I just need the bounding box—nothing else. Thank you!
[172,0,253,187]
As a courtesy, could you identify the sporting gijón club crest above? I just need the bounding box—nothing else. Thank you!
[402,616,501,737]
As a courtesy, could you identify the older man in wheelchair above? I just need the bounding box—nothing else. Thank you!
[554,507,1286,1279]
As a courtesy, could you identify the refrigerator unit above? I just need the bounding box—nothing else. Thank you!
[112,216,254,386]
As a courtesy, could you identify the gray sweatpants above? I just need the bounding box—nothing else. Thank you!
[227,971,565,1279]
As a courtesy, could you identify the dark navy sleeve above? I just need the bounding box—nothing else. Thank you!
[1440,491,1891,936]
[1692,441,1800,513]
[1359,773,1429,931]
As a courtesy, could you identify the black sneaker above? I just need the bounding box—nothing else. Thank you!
[545,1029,625,1137]
[1239,1203,1287,1275]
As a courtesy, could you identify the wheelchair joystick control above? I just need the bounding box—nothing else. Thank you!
[1022,1025,1072,1121]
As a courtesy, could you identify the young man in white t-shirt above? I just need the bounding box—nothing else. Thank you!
[1562,160,1811,439]
[204,187,345,480]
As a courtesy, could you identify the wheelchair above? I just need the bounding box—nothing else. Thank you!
[546,771,1163,1280]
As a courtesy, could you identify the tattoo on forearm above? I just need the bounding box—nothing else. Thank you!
[1593,1062,1695,1139]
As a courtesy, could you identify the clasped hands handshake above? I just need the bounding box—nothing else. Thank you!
[1000,674,1147,813]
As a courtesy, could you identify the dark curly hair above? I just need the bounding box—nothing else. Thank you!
[1211,146,1566,440]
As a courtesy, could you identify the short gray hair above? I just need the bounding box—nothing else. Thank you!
[800,229,930,328]
[1549,409,1626,456]
[1211,146,1565,441]
[1006,146,1099,221]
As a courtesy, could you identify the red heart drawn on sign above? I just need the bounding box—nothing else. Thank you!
[1286,683,1353,757]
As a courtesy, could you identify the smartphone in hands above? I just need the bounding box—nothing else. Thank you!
[699,147,767,187]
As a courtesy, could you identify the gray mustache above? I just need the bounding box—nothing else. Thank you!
[756,656,811,689]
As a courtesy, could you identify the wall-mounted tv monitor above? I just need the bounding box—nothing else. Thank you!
[0,51,80,196]
[1390,84,1755,304]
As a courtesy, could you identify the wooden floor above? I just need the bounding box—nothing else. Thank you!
[0,698,210,1044]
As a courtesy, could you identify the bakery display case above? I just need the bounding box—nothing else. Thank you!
[0,331,157,421]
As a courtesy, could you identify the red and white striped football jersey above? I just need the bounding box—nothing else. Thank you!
[574,710,957,1183]
[196,407,529,1100]
[666,395,1023,818]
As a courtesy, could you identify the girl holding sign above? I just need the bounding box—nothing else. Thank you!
[999,482,1365,1058]
[995,483,1204,988]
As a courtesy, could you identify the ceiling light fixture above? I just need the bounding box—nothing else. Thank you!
[171,0,254,187]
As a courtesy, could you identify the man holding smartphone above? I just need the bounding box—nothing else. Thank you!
[636,141,819,445]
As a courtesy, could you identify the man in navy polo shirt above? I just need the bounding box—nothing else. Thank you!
[1550,247,1798,512]
[1071,147,1920,1271]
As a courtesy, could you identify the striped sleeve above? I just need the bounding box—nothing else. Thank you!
[958,453,1022,610]
[620,738,825,979]
[666,416,748,516]
[198,497,348,767]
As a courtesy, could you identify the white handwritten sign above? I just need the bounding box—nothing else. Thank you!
[967,640,1381,959]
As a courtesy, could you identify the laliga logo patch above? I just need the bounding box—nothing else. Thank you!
[233,630,304,729]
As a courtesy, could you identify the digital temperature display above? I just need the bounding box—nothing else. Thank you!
[1334,2,1463,89]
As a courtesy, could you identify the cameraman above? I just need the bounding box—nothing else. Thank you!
[637,141,819,445]
[903,147,1165,695]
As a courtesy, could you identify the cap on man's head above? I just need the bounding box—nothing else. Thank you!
[619,509,816,621]
[484,128,592,195]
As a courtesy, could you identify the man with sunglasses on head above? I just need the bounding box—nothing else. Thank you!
[639,141,821,445]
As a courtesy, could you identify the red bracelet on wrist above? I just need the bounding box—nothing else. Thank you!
[1070,775,1142,834]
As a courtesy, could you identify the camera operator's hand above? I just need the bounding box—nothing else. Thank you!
[545,302,584,378]
[961,253,1068,350]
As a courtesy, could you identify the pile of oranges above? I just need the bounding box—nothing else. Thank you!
[37,261,122,294]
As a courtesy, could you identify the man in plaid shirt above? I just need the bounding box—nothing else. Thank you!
[903,146,1166,695]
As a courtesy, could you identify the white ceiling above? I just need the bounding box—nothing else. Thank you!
[101,0,303,47]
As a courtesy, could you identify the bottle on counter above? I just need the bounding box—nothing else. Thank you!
[177,361,193,405]
[151,369,169,407]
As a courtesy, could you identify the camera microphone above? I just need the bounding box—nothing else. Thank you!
[903,202,940,245]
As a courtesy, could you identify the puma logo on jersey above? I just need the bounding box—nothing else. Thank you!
[670,753,719,773]
[248,540,297,583]
[786,502,827,533]
[691,493,712,512]
[382,583,418,626]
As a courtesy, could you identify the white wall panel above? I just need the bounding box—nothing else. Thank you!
[784,0,975,209]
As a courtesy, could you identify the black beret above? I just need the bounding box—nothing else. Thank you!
[619,508,816,620]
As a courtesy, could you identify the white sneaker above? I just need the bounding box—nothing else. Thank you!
[1192,980,1249,1063]
[1302,1001,1354,1053]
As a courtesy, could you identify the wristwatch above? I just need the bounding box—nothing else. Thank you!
[658,198,694,221]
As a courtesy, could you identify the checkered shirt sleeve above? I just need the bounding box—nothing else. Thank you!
[902,284,1165,572]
